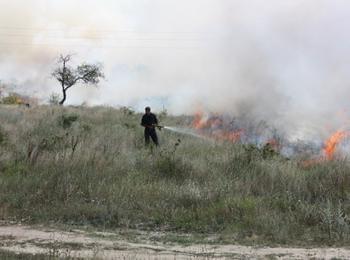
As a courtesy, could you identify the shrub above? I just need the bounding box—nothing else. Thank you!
[1,94,22,105]
[58,114,79,129]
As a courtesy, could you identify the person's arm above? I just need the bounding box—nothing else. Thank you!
[153,114,163,130]
[141,115,146,127]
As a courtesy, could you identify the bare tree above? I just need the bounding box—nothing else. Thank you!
[52,55,104,105]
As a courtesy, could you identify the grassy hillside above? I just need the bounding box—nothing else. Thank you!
[0,105,349,245]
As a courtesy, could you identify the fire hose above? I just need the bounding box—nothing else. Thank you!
[146,124,164,130]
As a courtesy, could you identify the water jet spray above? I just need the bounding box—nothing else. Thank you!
[162,126,208,140]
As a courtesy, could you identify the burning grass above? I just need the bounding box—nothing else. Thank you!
[0,105,349,245]
[324,131,349,160]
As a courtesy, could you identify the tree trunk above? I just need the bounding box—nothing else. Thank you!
[59,89,67,105]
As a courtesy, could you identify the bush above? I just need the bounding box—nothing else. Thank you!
[1,94,22,105]
[58,114,79,129]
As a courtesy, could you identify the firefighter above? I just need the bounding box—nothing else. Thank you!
[141,106,160,146]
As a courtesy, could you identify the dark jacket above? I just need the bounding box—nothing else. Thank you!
[141,113,158,129]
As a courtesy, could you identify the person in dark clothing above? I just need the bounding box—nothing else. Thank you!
[141,107,159,145]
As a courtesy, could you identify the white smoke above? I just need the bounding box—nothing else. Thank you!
[0,0,350,140]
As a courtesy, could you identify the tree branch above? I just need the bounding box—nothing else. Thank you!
[52,54,104,105]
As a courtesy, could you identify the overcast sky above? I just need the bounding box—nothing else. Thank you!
[0,0,350,139]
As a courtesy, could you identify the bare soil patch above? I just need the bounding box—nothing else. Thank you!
[0,224,349,259]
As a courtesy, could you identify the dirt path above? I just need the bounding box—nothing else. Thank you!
[0,225,349,259]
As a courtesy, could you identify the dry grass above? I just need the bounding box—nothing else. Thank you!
[0,105,349,245]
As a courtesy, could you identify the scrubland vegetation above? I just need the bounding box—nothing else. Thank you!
[0,105,349,246]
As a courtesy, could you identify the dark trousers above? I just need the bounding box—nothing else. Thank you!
[145,128,159,145]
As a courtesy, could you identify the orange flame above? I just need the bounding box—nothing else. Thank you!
[192,112,244,143]
[323,131,348,160]
[193,111,208,129]
[301,130,349,167]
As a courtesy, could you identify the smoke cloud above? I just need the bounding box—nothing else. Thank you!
[0,0,350,141]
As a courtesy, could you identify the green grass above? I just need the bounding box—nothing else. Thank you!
[0,105,349,245]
